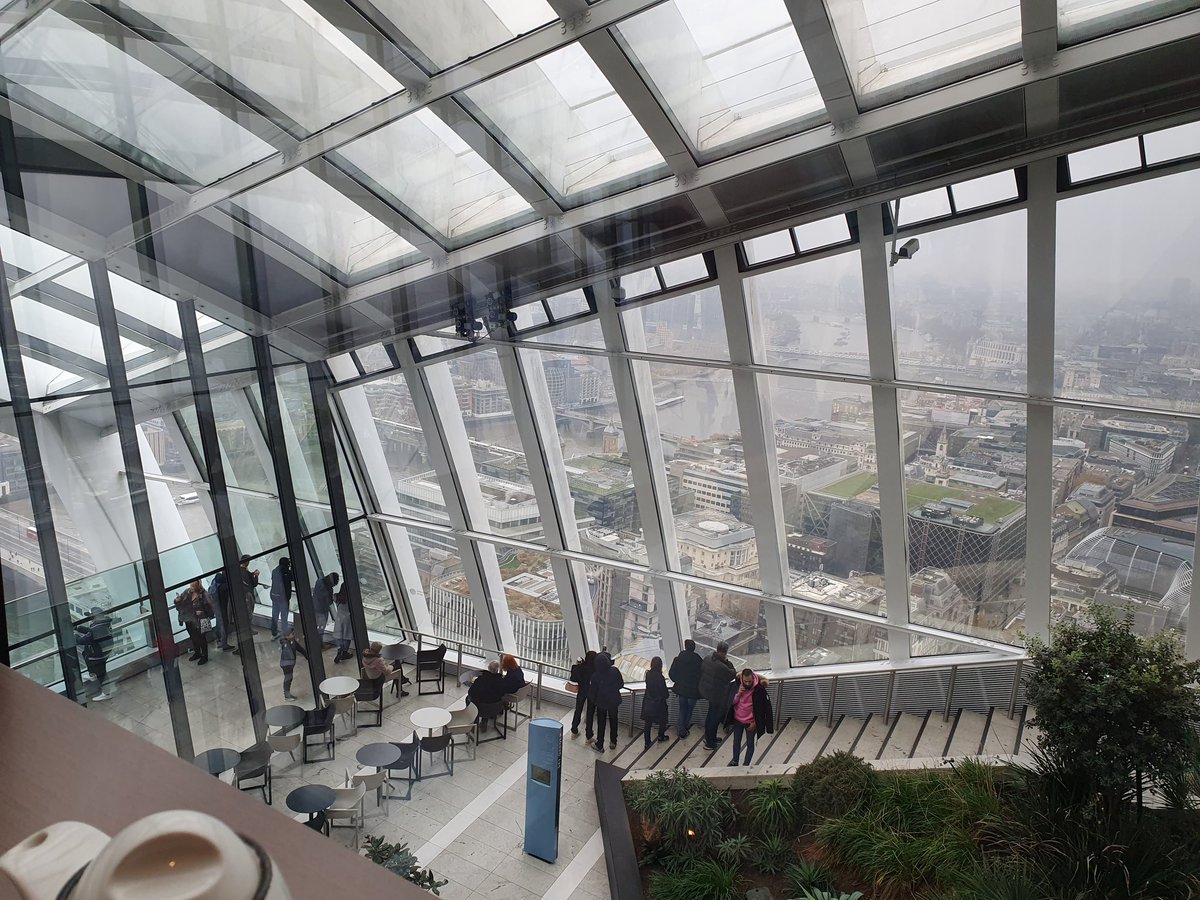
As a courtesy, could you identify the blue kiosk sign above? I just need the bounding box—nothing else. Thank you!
[524,718,563,863]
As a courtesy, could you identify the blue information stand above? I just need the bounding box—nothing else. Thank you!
[524,718,563,863]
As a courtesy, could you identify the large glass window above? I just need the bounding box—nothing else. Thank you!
[586,561,663,681]
[901,390,1027,647]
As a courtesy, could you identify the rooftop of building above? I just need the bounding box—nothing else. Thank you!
[818,472,1022,524]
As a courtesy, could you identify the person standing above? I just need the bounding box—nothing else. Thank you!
[279,629,306,701]
[641,656,671,749]
[75,608,115,701]
[569,650,597,739]
[269,556,293,638]
[332,587,354,663]
[174,580,212,665]
[668,638,703,739]
[725,669,773,766]
[699,641,737,751]
[590,652,624,753]
[209,569,233,651]
[311,572,339,647]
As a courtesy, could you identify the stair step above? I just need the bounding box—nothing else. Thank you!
[946,710,988,757]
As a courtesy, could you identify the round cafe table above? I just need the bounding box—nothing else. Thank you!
[382,643,417,664]
[357,742,402,770]
[265,704,305,731]
[459,669,482,686]
[410,707,451,737]
[286,784,336,818]
[191,748,241,777]
[319,676,359,698]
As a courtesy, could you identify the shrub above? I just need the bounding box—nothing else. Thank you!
[715,835,753,866]
[648,858,740,900]
[627,769,737,852]
[746,778,798,836]
[793,750,877,822]
[796,891,864,900]
[785,859,834,895]
[953,860,1050,900]
[361,835,448,895]
[1025,604,1200,822]
[755,832,794,875]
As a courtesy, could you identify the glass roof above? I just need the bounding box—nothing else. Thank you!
[225,167,421,278]
[616,0,824,159]
[336,108,533,241]
[369,0,557,72]
[832,0,1022,104]
[1057,0,1200,45]
[114,0,402,134]
[461,42,668,202]
[0,8,275,185]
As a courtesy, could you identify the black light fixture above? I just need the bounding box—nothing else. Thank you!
[482,289,518,334]
[451,296,483,341]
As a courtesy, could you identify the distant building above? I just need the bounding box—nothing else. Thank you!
[1111,474,1199,541]
[1105,434,1177,475]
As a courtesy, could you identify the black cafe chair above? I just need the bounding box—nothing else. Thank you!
[416,644,447,695]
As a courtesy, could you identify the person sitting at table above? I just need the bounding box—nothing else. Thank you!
[360,641,393,680]
[468,660,506,729]
[499,654,526,695]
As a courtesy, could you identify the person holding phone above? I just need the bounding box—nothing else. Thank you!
[724,668,773,766]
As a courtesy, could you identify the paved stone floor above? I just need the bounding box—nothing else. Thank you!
[78,629,612,900]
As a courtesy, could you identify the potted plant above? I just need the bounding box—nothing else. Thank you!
[361,835,449,895]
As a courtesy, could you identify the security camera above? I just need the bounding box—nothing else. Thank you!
[889,238,920,266]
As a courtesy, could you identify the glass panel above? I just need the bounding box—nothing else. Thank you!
[1058,0,1200,44]
[521,349,639,560]
[354,521,405,641]
[1143,121,1200,165]
[354,344,393,375]
[618,268,662,301]
[770,379,893,613]
[461,43,667,201]
[834,0,1021,103]
[117,0,400,133]
[1068,138,1142,182]
[410,526,481,650]
[226,168,420,278]
[950,170,1019,211]
[795,215,852,251]
[623,287,729,361]
[361,375,442,525]
[743,230,794,266]
[793,604,883,666]
[659,254,710,287]
[367,0,557,72]
[0,9,273,185]
[586,561,662,680]
[545,289,589,319]
[1051,407,1194,641]
[1056,168,1200,414]
[889,211,1027,392]
[512,301,549,331]
[746,250,869,375]
[645,362,761,589]
[902,390,1027,646]
[895,188,952,226]
[489,544,568,668]
[522,316,607,349]
[616,0,823,157]
[10,291,109,396]
[337,109,533,240]
[274,365,330,510]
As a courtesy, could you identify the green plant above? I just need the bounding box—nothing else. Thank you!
[1025,604,1200,824]
[746,778,798,836]
[648,858,740,900]
[755,832,794,875]
[796,890,864,900]
[793,750,878,822]
[784,859,834,895]
[715,834,753,866]
[627,770,736,852]
[362,835,448,895]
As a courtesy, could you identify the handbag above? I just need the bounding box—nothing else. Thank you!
[199,618,213,634]
[565,682,579,694]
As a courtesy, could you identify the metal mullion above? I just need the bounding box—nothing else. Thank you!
[252,338,325,691]
[1024,158,1057,645]
[858,203,911,662]
[0,258,82,697]
[494,342,596,659]
[307,363,369,658]
[89,258,193,758]
[593,283,689,661]
[714,245,793,670]
[179,299,268,742]
[390,339,514,651]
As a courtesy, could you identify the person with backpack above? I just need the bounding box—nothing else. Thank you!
[75,607,115,701]
[590,652,624,753]
[668,638,703,739]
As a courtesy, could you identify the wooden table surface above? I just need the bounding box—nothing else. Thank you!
[0,665,426,900]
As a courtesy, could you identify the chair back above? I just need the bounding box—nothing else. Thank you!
[331,696,357,715]
[268,732,301,753]
[503,684,531,706]
[448,703,476,727]
[416,644,447,667]
[332,781,366,808]
[353,768,387,791]
[420,733,452,753]
[355,676,383,700]
[474,700,504,720]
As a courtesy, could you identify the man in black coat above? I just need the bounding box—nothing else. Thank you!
[468,660,507,730]
[589,652,624,752]
[698,641,737,750]
[668,639,703,739]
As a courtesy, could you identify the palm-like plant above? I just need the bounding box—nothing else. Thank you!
[746,778,798,836]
